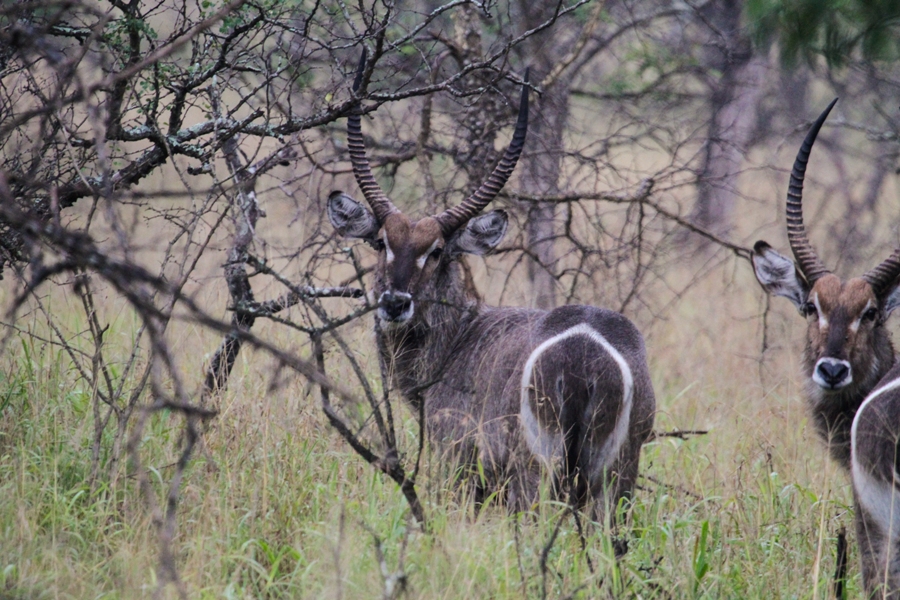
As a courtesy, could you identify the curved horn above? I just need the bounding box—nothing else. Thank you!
[864,247,900,297]
[348,48,399,223]
[435,69,530,236]
[786,98,838,285]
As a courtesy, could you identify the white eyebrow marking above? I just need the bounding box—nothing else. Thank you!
[416,239,439,270]
[383,230,395,264]
[813,292,828,328]
[851,300,874,333]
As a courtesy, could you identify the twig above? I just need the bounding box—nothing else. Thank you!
[362,521,409,600]
[505,179,752,260]
[639,474,704,502]
[540,507,570,600]
[514,517,528,598]
[648,429,709,441]
[834,526,847,600]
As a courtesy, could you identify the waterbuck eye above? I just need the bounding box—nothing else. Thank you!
[372,238,386,251]
[801,302,817,318]
[863,307,878,322]
[430,246,443,259]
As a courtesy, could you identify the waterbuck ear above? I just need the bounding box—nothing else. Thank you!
[327,191,379,241]
[883,280,900,318]
[751,240,810,311]
[447,209,509,256]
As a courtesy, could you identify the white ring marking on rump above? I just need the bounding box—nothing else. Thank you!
[519,323,634,473]
[851,375,900,543]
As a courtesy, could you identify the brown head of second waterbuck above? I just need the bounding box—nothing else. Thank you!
[752,99,900,470]
[327,51,656,513]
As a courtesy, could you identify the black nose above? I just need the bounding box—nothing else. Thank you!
[817,361,849,386]
[379,291,412,320]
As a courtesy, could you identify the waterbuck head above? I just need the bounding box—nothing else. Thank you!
[752,99,900,399]
[327,51,528,324]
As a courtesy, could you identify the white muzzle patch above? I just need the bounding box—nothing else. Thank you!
[377,291,414,324]
[812,357,853,390]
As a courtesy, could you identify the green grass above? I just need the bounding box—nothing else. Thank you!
[0,273,862,599]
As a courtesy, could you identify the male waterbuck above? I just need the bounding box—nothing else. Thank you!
[751,99,900,467]
[751,99,900,596]
[327,54,656,512]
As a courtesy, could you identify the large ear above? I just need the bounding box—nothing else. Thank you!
[447,209,509,256]
[751,240,810,311]
[882,280,900,318]
[327,191,380,240]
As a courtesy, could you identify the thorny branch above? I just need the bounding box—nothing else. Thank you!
[506,179,753,260]
[199,83,297,406]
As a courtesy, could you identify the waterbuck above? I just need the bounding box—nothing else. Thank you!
[751,99,900,468]
[751,99,900,596]
[327,54,656,512]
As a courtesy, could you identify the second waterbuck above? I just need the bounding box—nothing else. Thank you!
[751,99,900,596]
[327,54,656,512]
[751,99,900,469]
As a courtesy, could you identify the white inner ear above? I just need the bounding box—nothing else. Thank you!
[383,230,395,264]
[813,292,828,328]
[415,239,439,269]
[751,245,809,310]
[885,285,900,317]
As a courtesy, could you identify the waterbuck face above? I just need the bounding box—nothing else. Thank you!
[750,98,900,399]
[803,276,880,390]
[752,241,900,393]
[330,50,527,323]
[327,191,508,323]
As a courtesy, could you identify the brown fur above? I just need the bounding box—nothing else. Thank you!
[330,73,654,512]
[800,276,894,469]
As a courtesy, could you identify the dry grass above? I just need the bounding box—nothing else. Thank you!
[2,108,895,598]
[0,247,871,599]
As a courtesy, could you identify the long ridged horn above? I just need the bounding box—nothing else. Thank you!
[348,48,398,223]
[864,248,900,297]
[786,98,837,285]
[435,69,530,236]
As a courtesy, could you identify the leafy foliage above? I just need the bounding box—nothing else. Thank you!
[747,0,900,66]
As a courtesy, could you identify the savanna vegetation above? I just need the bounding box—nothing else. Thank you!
[1,0,899,598]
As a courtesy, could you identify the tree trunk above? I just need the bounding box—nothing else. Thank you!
[691,0,768,237]
[516,4,576,309]
[450,5,506,188]
[520,85,569,308]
